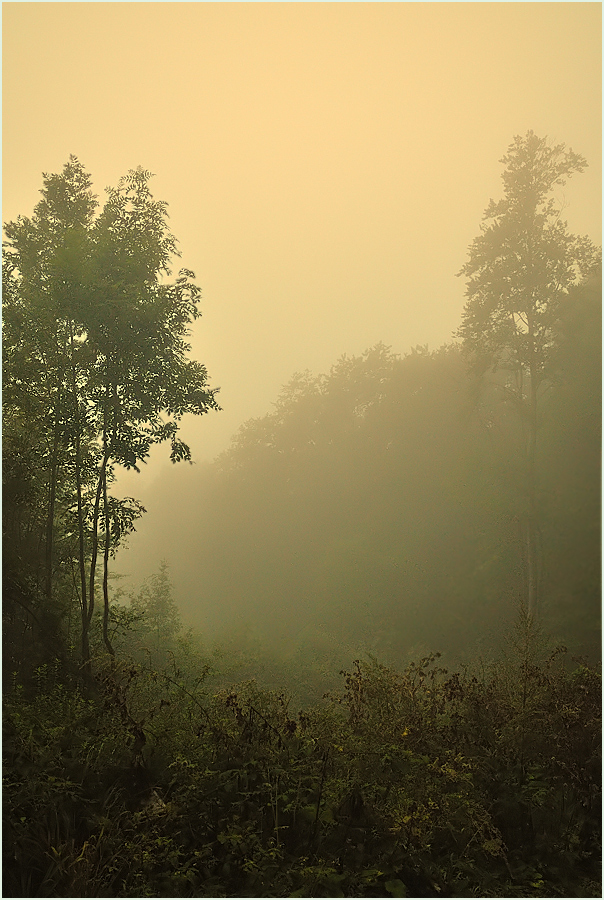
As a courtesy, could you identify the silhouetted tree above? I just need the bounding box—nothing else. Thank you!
[457,131,599,620]
[129,561,181,661]
[3,158,220,674]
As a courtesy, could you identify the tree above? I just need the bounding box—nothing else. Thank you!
[539,266,602,653]
[3,159,97,605]
[3,157,220,675]
[3,159,100,677]
[129,561,182,662]
[457,131,600,620]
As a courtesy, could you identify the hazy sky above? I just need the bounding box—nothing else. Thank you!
[3,2,601,504]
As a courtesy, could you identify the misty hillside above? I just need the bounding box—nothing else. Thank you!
[121,292,601,670]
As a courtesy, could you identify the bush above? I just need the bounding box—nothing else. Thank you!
[3,639,601,897]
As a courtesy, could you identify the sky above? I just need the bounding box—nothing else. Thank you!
[3,1,602,526]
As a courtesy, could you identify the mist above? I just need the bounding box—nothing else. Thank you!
[53,0,597,674]
[4,4,601,489]
[3,4,602,897]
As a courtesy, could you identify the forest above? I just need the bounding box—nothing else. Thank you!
[3,133,602,898]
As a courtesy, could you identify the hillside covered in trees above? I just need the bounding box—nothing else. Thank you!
[3,134,601,897]
[120,133,601,674]
[144,319,600,673]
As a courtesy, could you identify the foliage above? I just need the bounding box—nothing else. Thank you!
[126,561,183,661]
[3,134,600,900]
[151,318,600,663]
[457,131,598,378]
[3,636,600,897]
[3,157,219,676]
[457,130,599,620]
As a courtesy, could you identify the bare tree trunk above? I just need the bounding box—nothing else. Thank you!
[102,433,115,659]
[44,334,67,601]
[44,390,61,601]
[89,386,115,659]
[526,328,539,622]
[69,324,90,675]
[88,459,105,630]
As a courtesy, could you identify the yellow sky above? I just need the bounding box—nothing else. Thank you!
[3,2,601,489]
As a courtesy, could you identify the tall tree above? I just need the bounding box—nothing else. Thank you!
[3,158,97,606]
[3,158,220,674]
[457,131,599,619]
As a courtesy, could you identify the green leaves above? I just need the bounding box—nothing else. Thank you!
[458,132,598,380]
[3,644,601,897]
[385,877,407,897]
[3,159,220,671]
[457,132,601,622]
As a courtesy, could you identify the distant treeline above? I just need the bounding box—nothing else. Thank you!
[119,132,602,669]
[153,294,600,664]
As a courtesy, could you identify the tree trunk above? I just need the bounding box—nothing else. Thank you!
[44,392,61,601]
[88,459,105,629]
[526,323,539,621]
[44,336,67,601]
[102,438,115,659]
[69,324,90,674]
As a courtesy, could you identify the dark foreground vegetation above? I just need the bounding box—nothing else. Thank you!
[3,618,601,898]
[3,134,601,896]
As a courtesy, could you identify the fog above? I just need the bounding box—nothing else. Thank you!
[4,2,601,667]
